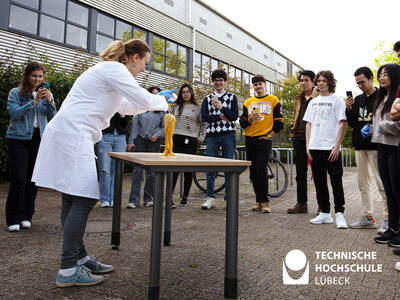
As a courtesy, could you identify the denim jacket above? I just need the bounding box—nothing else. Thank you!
[6,87,57,140]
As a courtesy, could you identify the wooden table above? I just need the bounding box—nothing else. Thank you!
[109,152,250,300]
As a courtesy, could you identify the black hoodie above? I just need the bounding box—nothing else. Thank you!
[345,89,377,150]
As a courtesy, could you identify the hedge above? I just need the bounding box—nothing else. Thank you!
[0,41,94,183]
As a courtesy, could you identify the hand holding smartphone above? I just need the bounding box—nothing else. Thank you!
[37,82,50,91]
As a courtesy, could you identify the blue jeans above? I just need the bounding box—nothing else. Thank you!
[206,133,236,198]
[97,130,127,206]
[129,136,160,206]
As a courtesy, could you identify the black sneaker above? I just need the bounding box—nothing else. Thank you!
[375,229,397,244]
[393,248,400,255]
[389,232,400,247]
[179,197,188,207]
[171,201,176,209]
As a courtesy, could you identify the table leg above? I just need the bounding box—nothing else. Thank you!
[148,172,164,300]
[164,172,172,246]
[111,158,123,249]
[224,172,239,299]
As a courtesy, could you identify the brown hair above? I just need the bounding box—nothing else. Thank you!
[314,70,336,93]
[175,83,197,116]
[251,74,266,84]
[100,39,150,64]
[19,61,45,98]
[147,86,162,93]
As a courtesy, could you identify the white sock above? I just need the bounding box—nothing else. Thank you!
[77,255,90,265]
[59,267,77,277]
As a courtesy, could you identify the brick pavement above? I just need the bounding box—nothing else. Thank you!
[0,168,398,300]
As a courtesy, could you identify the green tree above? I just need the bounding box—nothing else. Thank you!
[273,75,301,144]
[373,41,399,83]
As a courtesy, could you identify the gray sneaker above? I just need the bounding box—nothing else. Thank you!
[349,216,377,229]
[56,265,104,287]
[82,255,114,274]
[377,219,389,235]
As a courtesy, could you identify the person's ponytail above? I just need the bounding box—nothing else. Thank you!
[100,39,150,65]
[100,40,128,64]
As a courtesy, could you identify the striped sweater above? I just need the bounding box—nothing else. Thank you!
[171,103,206,141]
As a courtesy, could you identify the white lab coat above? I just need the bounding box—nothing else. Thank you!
[32,61,168,199]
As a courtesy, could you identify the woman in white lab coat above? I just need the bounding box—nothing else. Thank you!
[32,39,168,287]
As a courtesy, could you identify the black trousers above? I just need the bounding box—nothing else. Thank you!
[245,137,272,203]
[293,138,308,204]
[172,134,198,198]
[6,130,40,226]
[377,144,400,230]
[310,150,345,213]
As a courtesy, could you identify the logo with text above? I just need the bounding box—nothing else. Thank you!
[283,250,383,285]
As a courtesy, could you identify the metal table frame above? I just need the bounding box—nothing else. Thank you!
[109,153,249,300]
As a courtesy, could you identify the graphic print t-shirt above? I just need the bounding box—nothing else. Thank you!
[303,94,346,150]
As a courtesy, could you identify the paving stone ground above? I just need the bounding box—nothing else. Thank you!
[0,167,398,300]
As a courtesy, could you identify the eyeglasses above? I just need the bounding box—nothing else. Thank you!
[213,79,225,83]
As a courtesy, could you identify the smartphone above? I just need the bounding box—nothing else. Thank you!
[37,82,50,91]
[346,91,353,98]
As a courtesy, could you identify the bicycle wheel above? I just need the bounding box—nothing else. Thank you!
[192,149,238,194]
[267,157,288,197]
[193,171,225,193]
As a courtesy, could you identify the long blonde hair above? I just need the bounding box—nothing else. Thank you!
[100,39,150,64]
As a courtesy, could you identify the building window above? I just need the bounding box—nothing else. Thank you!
[9,0,89,49]
[13,0,39,9]
[153,35,188,78]
[164,0,174,7]
[243,71,250,86]
[9,5,38,34]
[194,52,213,84]
[266,81,275,95]
[95,12,147,53]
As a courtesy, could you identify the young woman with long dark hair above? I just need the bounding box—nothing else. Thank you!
[170,83,205,207]
[5,61,56,232]
[372,64,400,246]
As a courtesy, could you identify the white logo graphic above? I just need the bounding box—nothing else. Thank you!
[283,249,309,285]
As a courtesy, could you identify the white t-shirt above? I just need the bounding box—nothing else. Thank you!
[303,93,346,150]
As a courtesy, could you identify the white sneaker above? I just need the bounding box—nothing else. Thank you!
[21,220,32,228]
[202,197,215,210]
[335,212,348,229]
[100,202,109,208]
[126,203,137,209]
[395,262,400,272]
[145,201,153,207]
[310,212,333,224]
[377,219,389,235]
[8,224,20,232]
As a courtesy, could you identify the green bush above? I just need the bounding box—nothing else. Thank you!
[0,41,94,183]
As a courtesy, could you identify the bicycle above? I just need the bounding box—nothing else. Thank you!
[193,154,288,197]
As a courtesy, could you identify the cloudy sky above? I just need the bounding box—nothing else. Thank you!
[202,0,399,97]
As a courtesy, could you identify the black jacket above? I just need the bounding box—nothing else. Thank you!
[345,89,377,150]
[102,113,129,135]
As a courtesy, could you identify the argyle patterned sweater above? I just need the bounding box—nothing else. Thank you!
[200,91,238,136]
